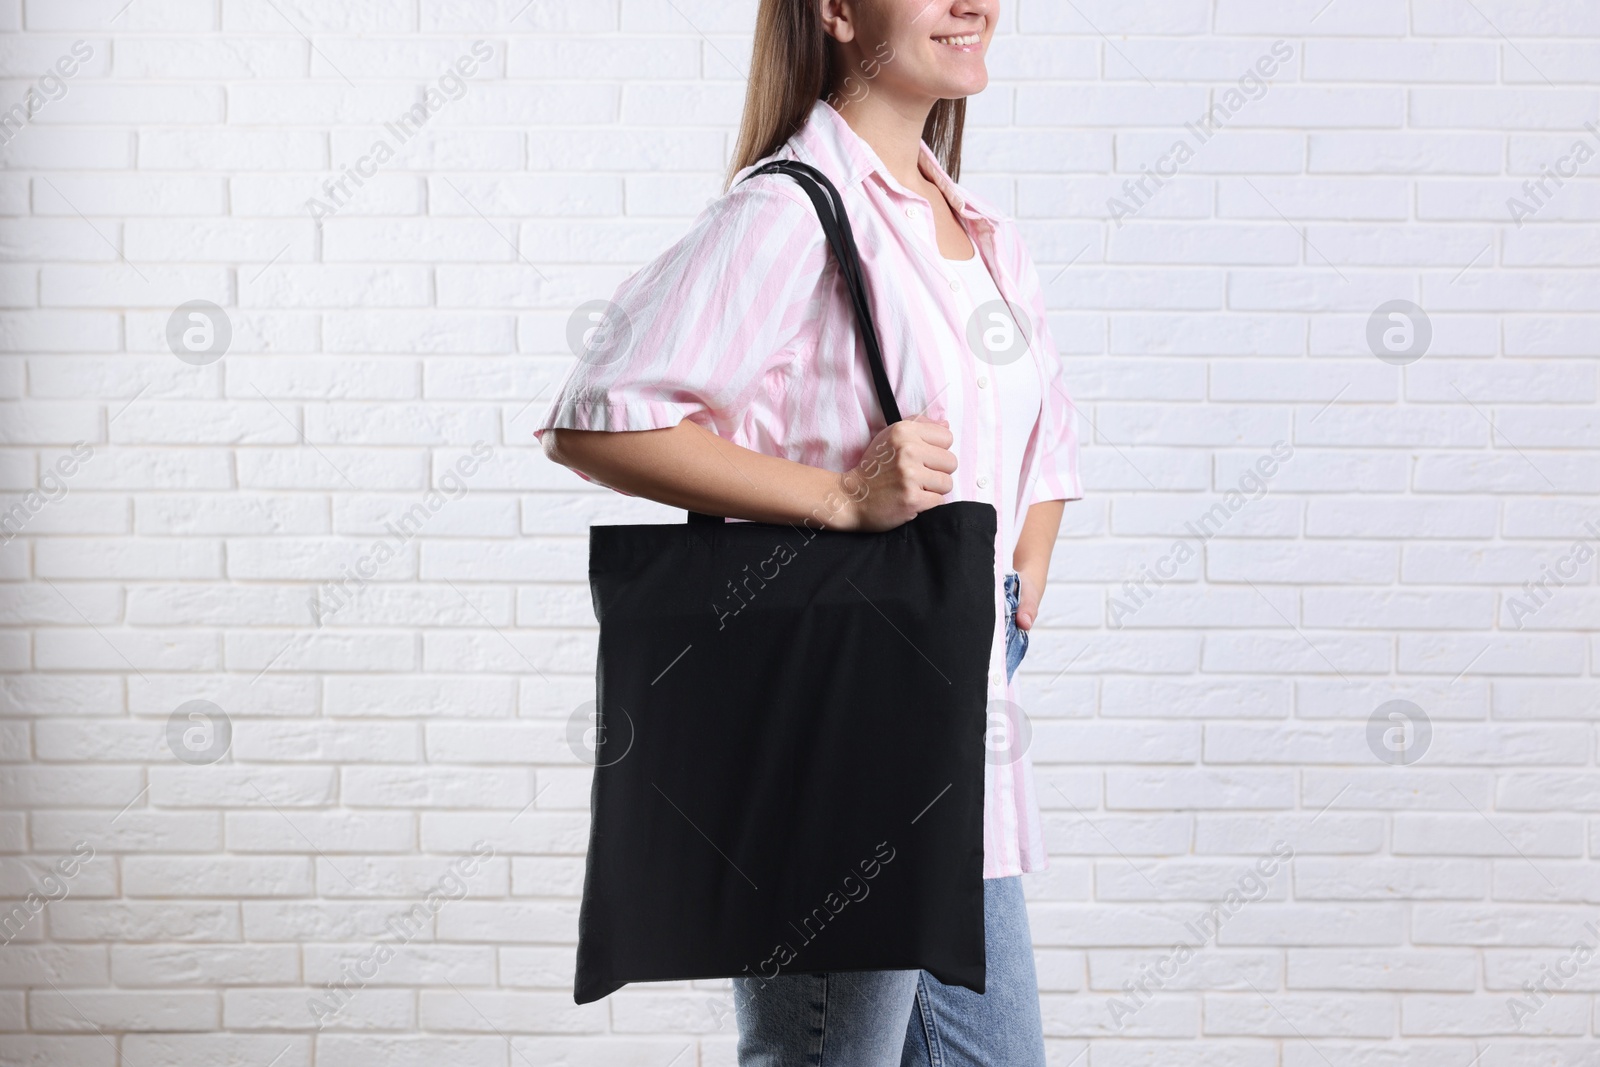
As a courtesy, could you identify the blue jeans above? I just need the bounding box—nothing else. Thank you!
[732,875,1047,1066]
[1004,571,1027,684]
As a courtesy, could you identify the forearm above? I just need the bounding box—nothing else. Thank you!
[544,421,858,528]
[1012,500,1065,632]
[1013,499,1064,577]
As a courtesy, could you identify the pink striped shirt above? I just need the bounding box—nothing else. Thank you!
[538,99,1084,878]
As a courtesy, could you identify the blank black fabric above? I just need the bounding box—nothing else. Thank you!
[572,160,997,1005]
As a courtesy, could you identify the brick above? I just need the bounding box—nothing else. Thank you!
[1203,992,1394,1036]
[1412,0,1600,36]
[28,990,216,1031]
[1395,816,1585,857]
[1403,993,1586,1036]
[1021,0,1211,35]
[1304,41,1497,83]
[1309,132,1504,174]
[1214,0,1406,36]
[1288,949,1477,991]
[220,0,415,32]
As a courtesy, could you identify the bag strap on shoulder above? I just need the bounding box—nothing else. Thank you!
[688,159,900,526]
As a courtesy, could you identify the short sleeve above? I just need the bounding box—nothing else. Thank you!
[534,175,823,449]
[1012,236,1084,506]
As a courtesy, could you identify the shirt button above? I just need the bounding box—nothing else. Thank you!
[977,475,990,489]
[950,278,961,291]
[906,206,920,220]
[977,375,989,388]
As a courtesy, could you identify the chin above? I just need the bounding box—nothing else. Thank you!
[933,73,988,100]
[956,72,989,97]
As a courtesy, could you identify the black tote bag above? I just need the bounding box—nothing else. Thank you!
[574,160,998,1005]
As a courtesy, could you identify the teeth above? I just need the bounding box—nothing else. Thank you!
[935,33,980,46]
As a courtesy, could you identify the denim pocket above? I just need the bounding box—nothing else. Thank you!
[1003,571,1028,684]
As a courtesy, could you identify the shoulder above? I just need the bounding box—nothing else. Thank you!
[714,162,822,231]
[647,165,826,281]
[616,162,828,313]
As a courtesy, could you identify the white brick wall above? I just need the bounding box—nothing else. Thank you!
[1,0,1597,1063]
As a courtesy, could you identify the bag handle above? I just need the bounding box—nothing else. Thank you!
[689,159,901,526]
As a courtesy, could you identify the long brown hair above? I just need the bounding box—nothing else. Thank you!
[726,0,967,190]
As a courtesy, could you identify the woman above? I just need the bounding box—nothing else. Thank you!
[537,0,1082,1062]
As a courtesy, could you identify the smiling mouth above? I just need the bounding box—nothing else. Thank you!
[933,32,982,47]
